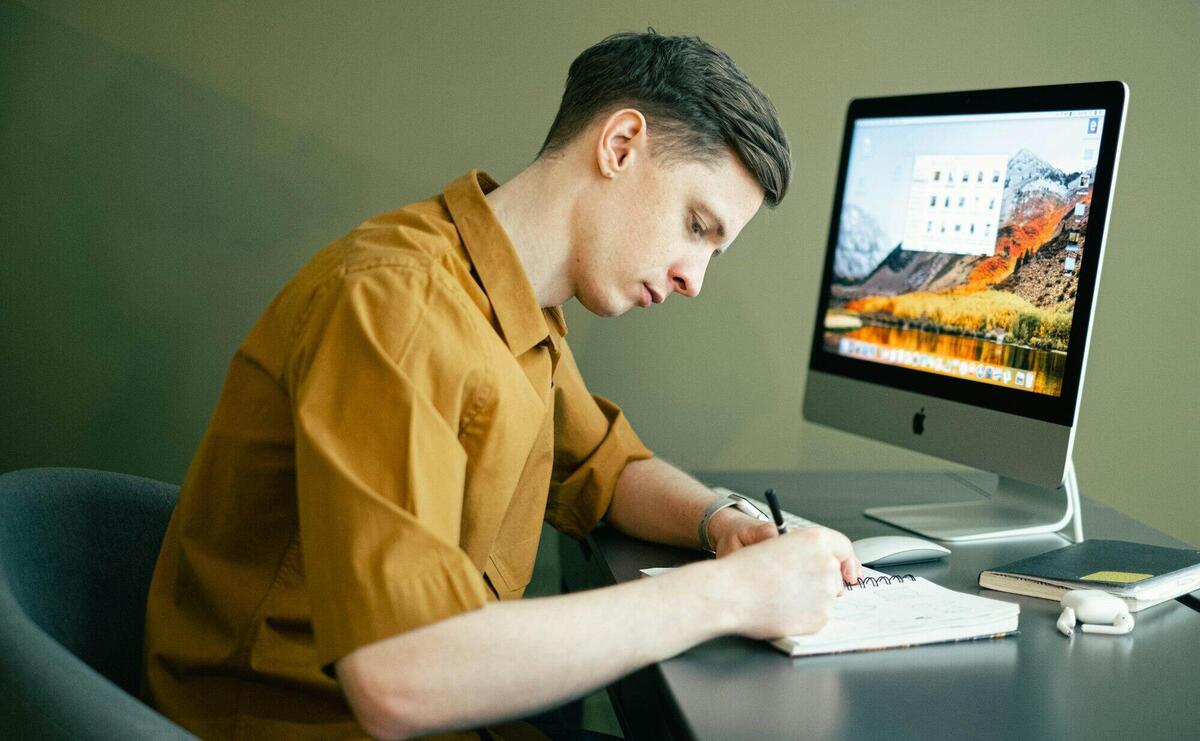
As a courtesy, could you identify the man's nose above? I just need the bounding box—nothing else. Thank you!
[668,259,707,298]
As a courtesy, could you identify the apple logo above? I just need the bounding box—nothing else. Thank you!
[912,407,926,435]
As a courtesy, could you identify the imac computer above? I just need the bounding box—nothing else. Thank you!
[803,82,1127,542]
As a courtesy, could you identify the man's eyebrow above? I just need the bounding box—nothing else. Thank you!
[694,203,726,239]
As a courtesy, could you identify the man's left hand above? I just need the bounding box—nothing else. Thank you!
[710,512,779,558]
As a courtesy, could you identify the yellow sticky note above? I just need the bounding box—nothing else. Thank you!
[1081,571,1152,584]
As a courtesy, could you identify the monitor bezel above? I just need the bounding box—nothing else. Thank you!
[807,81,1127,427]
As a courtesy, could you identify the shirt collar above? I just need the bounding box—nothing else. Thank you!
[442,170,566,356]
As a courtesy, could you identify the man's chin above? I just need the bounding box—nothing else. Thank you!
[578,294,631,318]
[592,305,629,319]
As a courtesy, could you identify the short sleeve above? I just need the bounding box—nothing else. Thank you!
[287,265,491,672]
[546,340,653,540]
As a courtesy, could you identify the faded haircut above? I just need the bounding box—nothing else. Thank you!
[538,30,792,207]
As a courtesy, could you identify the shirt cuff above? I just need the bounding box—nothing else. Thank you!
[546,395,653,540]
[318,548,490,677]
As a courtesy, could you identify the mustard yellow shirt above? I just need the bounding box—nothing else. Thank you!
[142,171,653,739]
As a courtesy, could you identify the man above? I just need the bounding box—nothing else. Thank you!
[142,31,860,740]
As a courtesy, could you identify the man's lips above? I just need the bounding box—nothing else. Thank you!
[644,284,664,305]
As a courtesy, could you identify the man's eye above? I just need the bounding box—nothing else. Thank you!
[691,218,706,236]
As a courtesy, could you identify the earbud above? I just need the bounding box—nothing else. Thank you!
[1057,590,1134,638]
[1056,606,1077,637]
[1081,612,1135,635]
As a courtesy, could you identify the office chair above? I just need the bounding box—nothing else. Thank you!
[0,467,194,739]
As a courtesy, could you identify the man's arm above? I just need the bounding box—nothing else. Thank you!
[337,525,854,739]
[606,456,789,557]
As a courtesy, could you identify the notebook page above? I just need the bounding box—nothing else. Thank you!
[779,571,1017,654]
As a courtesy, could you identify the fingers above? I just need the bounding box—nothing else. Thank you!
[715,521,778,558]
[842,556,862,586]
[803,536,849,598]
[831,555,847,597]
[813,527,862,586]
[745,526,859,594]
[743,521,780,546]
[820,527,856,566]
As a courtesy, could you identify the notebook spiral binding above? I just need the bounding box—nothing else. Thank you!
[846,574,916,590]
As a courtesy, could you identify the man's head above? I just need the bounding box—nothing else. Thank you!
[536,31,792,316]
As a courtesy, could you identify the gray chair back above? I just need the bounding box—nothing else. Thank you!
[0,467,195,739]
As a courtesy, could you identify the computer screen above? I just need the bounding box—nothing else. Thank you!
[824,109,1105,400]
[802,83,1126,539]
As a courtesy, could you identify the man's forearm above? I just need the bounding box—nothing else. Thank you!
[337,559,739,739]
[337,460,857,739]
[339,465,862,739]
[605,456,748,550]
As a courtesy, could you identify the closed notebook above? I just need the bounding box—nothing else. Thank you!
[978,539,1200,612]
[641,567,1019,657]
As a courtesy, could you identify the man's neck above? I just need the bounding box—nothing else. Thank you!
[485,159,577,308]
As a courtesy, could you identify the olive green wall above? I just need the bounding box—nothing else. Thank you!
[3,0,1197,545]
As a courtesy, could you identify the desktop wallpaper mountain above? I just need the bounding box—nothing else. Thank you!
[829,148,1093,354]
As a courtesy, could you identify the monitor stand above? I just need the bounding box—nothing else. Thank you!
[864,459,1082,543]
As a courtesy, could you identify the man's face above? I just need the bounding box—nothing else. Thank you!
[571,148,765,317]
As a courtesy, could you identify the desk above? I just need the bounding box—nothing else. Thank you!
[559,471,1200,741]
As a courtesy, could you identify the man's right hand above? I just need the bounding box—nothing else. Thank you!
[710,526,860,640]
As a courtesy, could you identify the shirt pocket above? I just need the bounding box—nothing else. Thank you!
[483,533,541,600]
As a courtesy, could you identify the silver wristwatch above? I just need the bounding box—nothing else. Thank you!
[698,491,770,554]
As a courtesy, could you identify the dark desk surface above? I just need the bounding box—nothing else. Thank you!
[560,471,1200,741]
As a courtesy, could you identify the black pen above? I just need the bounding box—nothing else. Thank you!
[764,489,787,535]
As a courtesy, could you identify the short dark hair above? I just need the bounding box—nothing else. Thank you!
[539,30,792,207]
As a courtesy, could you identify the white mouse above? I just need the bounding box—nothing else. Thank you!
[852,535,951,566]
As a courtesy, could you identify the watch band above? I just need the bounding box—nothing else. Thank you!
[698,494,771,554]
[698,497,740,554]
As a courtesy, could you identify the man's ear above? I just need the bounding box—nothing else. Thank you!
[594,109,647,179]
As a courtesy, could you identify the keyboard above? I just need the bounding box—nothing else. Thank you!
[712,486,821,530]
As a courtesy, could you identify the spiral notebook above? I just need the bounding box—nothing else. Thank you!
[641,566,1019,657]
[773,569,1019,657]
